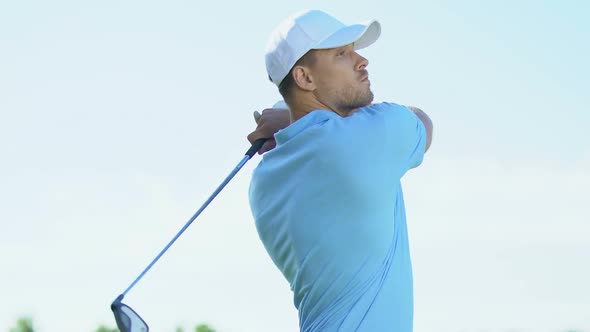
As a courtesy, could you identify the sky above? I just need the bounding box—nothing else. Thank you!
[0,0,589,331]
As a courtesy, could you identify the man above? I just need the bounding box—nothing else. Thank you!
[248,10,433,332]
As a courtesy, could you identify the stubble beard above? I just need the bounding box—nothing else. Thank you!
[337,84,374,113]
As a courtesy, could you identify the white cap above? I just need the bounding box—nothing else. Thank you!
[265,10,381,86]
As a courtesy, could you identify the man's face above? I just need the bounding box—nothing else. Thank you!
[309,44,374,115]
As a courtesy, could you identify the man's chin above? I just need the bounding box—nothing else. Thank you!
[358,93,374,108]
[339,91,374,112]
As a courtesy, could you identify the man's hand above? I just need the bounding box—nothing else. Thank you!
[247,108,291,155]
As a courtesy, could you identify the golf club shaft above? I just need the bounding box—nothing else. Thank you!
[121,138,266,296]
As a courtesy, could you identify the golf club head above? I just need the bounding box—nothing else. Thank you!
[111,295,149,332]
[110,139,267,331]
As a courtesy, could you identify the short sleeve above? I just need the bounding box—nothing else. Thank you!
[358,102,426,174]
[384,103,426,170]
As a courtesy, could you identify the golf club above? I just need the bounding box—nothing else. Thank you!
[111,138,267,332]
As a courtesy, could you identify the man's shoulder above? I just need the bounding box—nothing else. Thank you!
[354,102,418,126]
[358,101,407,113]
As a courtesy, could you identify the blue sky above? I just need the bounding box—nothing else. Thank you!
[1,1,588,331]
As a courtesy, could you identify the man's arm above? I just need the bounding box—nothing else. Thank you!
[246,103,433,155]
[407,106,433,153]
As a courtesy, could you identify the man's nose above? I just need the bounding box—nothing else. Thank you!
[356,53,369,70]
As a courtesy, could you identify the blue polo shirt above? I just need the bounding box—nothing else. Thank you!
[249,102,427,332]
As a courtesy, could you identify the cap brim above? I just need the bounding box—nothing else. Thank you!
[314,20,381,50]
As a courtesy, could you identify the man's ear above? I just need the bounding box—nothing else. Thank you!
[292,66,315,92]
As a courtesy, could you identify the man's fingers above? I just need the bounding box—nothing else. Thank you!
[247,131,260,144]
[253,111,262,123]
[259,139,277,155]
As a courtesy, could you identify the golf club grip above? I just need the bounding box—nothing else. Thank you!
[246,138,268,158]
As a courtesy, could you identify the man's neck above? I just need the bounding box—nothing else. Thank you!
[289,98,349,122]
